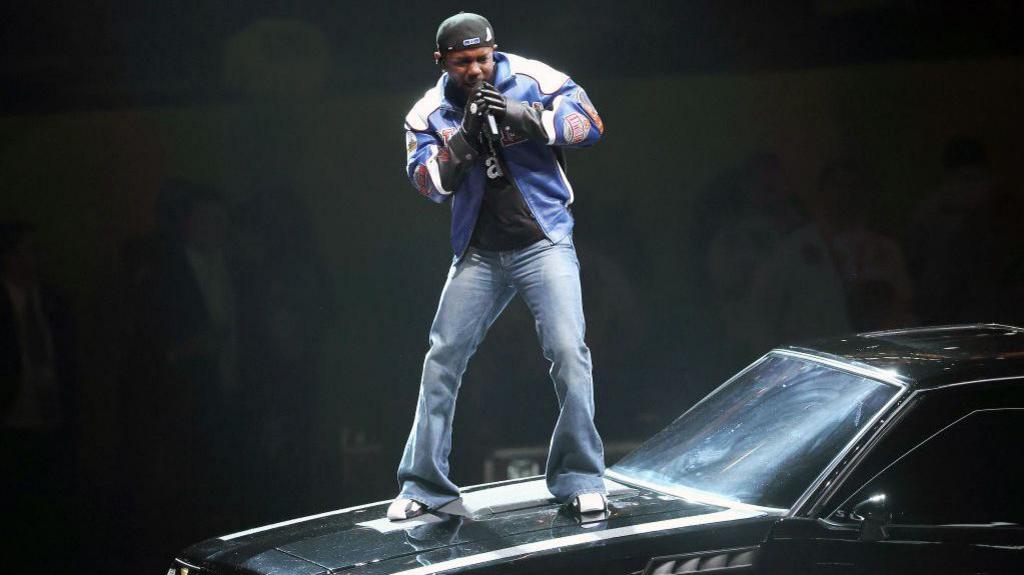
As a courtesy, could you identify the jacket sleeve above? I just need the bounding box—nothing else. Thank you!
[404,126,480,204]
[538,78,605,148]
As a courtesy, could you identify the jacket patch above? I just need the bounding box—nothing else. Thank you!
[414,164,431,197]
[577,91,604,135]
[406,131,418,155]
[500,126,526,147]
[439,127,458,144]
[562,112,591,144]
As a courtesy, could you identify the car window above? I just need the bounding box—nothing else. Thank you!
[835,408,1024,527]
[817,382,1024,520]
[612,353,900,509]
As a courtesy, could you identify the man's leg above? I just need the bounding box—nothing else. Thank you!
[396,249,515,509]
[509,236,606,503]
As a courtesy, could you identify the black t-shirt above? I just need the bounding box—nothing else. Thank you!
[443,81,546,251]
[470,147,546,251]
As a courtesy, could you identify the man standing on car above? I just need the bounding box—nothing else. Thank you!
[391,12,608,520]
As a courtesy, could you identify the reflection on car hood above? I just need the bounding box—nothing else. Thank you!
[179,477,765,574]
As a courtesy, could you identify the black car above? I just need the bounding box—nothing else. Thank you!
[170,324,1024,575]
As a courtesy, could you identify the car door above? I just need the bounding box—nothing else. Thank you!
[761,382,1024,574]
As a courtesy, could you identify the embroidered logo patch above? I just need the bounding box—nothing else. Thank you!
[406,131,417,155]
[463,37,481,46]
[500,125,525,147]
[562,112,591,144]
[577,91,604,135]
[438,127,458,144]
[414,164,431,197]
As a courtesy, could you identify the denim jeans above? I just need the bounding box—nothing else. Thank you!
[397,235,606,507]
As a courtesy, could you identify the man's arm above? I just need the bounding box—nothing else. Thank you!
[539,79,604,148]
[405,128,477,203]
[404,92,492,202]
[479,78,604,148]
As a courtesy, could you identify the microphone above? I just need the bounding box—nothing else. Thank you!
[474,81,501,140]
[487,112,500,139]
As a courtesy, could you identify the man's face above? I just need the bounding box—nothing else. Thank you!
[435,46,496,94]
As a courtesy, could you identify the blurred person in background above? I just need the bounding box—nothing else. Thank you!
[739,155,852,352]
[704,153,809,360]
[914,138,1024,326]
[906,137,999,324]
[235,186,333,516]
[124,180,250,552]
[1,220,77,568]
[815,160,915,331]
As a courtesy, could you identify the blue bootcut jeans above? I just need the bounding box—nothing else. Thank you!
[397,235,606,508]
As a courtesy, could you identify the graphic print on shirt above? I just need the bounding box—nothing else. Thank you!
[485,155,504,179]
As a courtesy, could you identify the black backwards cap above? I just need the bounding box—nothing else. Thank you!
[436,12,495,56]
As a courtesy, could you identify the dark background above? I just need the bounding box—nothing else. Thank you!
[2,1,1022,573]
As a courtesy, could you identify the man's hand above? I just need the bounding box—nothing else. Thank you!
[478,82,507,120]
[461,89,490,141]
[480,81,547,143]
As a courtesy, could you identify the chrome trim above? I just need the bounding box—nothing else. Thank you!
[218,499,390,540]
[928,375,1024,391]
[173,558,202,571]
[774,349,910,388]
[604,469,787,515]
[989,323,1024,332]
[858,322,1023,338]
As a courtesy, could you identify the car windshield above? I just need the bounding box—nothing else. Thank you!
[611,353,900,510]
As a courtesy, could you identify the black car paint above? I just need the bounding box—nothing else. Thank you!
[174,324,1024,575]
[178,482,776,574]
[756,517,1024,575]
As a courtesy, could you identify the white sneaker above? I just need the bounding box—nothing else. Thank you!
[387,498,427,521]
[572,492,608,514]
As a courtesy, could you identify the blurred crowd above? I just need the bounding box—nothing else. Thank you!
[694,137,1022,368]
[117,182,335,551]
[2,183,335,568]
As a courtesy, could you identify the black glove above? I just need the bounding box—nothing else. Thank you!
[460,90,490,142]
[478,82,507,120]
[481,82,548,143]
[439,91,491,192]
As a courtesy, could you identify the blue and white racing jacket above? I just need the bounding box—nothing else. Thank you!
[404,51,604,257]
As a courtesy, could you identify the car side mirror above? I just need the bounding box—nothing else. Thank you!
[851,494,889,542]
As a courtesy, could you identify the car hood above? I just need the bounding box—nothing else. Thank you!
[179,477,768,574]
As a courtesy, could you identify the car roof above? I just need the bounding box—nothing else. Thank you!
[782,323,1024,389]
